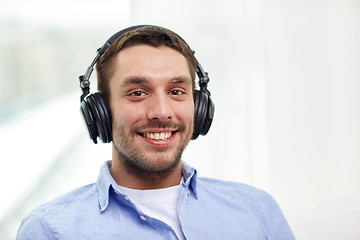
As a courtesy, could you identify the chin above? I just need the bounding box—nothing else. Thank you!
[140,154,182,173]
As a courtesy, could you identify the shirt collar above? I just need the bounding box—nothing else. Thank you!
[181,161,198,198]
[96,160,198,211]
[95,161,114,212]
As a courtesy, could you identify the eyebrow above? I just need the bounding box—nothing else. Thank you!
[169,76,192,84]
[120,75,192,88]
[120,76,149,88]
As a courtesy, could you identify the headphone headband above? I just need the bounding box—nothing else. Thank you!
[79,25,211,101]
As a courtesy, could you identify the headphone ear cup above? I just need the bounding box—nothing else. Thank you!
[80,99,99,143]
[192,90,201,140]
[201,94,214,136]
[91,93,112,142]
[192,90,214,140]
[192,90,208,140]
[80,93,112,143]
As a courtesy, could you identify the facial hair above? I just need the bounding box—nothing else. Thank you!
[112,119,193,181]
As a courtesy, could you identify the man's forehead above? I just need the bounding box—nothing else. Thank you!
[109,45,192,87]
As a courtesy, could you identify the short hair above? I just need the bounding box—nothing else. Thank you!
[96,26,198,101]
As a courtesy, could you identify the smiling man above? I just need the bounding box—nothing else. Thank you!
[16,25,294,240]
[109,45,194,190]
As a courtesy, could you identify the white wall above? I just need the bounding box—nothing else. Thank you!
[265,0,360,211]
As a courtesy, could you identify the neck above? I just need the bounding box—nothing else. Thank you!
[110,151,183,190]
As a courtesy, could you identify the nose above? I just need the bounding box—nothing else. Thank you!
[146,93,173,121]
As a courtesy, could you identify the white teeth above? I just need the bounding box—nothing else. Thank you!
[143,132,172,140]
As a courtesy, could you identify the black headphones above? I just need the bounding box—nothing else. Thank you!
[79,25,214,144]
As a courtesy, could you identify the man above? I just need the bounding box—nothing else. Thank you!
[17,25,294,239]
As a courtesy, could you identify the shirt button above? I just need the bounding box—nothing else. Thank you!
[187,190,190,196]
[140,215,147,221]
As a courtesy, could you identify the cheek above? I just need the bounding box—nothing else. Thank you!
[112,104,142,129]
[176,101,194,124]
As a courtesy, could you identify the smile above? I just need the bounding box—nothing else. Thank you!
[141,132,173,140]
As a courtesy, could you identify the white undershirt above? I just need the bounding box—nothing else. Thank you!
[118,180,185,240]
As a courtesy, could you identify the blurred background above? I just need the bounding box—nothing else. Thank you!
[1,0,359,239]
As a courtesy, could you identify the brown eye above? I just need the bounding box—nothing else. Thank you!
[169,90,184,96]
[130,91,146,97]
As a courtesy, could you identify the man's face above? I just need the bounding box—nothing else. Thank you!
[108,44,194,175]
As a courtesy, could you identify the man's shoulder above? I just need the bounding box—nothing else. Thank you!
[16,183,101,239]
[197,177,267,195]
[193,177,295,239]
[196,177,275,204]
[195,177,290,226]
[26,183,97,219]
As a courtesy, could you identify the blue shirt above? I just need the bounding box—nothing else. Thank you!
[16,161,294,239]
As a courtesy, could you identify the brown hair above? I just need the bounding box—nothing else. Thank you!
[96,26,198,101]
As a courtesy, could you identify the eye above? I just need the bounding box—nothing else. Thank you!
[130,91,146,97]
[169,90,185,96]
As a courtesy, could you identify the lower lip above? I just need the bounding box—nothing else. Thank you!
[140,132,176,146]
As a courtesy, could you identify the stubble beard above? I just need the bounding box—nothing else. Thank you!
[112,120,193,181]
